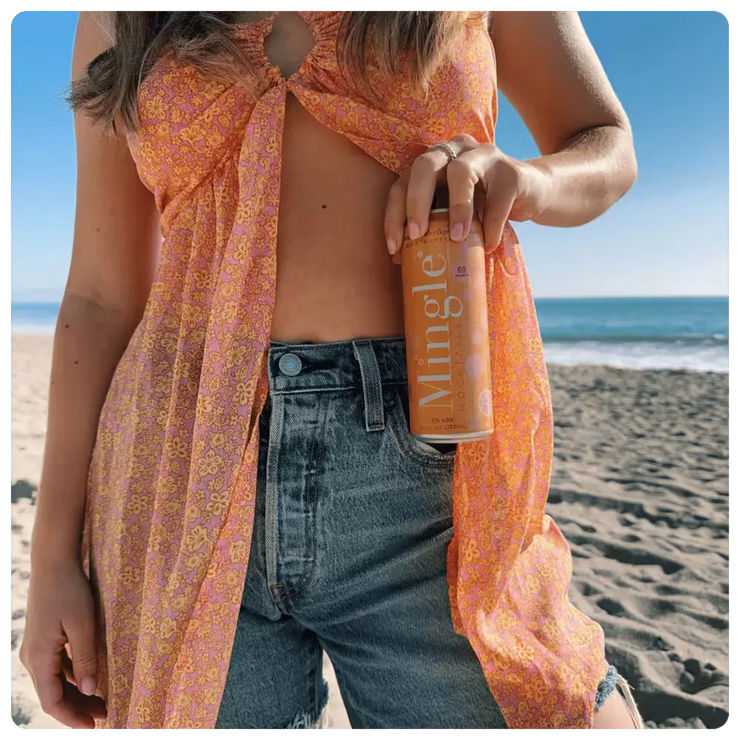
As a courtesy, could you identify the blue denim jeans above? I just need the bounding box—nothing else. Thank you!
[215,338,619,728]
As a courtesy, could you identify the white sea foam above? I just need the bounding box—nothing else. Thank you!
[544,341,728,373]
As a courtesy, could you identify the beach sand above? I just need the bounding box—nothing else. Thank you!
[11,334,728,729]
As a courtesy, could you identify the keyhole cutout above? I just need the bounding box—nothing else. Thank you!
[263,12,316,79]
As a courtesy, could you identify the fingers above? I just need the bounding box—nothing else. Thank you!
[483,187,516,252]
[384,173,408,256]
[19,567,106,730]
[404,148,450,238]
[483,161,519,252]
[445,156,477,242]
[63,610,98,698]
[386,137,477,255]
[385,137,518,256]
[31,649,97,729]
[63,679,107,721]
[385,149,449,255]
[61,650,76,686]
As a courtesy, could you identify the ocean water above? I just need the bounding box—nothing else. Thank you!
[11,297,728,373]
[535,297,728,372]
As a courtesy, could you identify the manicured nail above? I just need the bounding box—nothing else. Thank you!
[80,677,96,696]
[387,237,397,255]
[408,222,421,240]
[450,222,464,241]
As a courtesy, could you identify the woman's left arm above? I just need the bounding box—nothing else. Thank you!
[492,10,637,227]
[385,11,637,254]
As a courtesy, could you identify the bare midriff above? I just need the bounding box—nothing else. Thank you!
[241,11,405,343]
[271,97,404,343]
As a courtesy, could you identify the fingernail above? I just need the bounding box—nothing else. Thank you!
[387,237,397,255]
[408,222,421,240]
[80,677,96,696]
[450,222,464,241]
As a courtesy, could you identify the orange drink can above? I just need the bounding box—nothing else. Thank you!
[400,206,493,443]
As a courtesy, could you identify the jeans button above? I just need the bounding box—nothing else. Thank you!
[278,353,302,376]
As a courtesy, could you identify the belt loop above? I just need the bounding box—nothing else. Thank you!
[352,340,385,432]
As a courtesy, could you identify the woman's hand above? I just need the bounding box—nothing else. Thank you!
[20,561,107,729]
[384,134,551,256]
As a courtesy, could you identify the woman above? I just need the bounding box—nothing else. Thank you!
[20,10,640,730]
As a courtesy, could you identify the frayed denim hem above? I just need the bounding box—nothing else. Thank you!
[285,709,325,729]
[594,664,620,711]
[215,706,328,729]
[594,665,645,728]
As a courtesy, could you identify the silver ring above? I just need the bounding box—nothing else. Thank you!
[427,142,457,162]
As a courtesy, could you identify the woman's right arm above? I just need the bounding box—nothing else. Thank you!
[31,9,160,570]
[20,11,160,729]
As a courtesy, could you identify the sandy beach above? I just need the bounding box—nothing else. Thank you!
[11,334,728,729]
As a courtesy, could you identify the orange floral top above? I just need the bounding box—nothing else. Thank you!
[82,11,609,729]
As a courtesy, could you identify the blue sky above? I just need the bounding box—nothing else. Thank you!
[11,11,728,302]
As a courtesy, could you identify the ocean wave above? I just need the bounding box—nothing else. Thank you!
[540,333,728,345]
[543,341,728,373]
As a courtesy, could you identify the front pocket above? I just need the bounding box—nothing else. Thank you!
[386,386,457,468]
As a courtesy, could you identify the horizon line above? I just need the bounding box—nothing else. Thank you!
[533,294,729,300]
[10,294,730,305]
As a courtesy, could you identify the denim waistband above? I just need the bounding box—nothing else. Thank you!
[267,337,408,394]
[267,337,408,433]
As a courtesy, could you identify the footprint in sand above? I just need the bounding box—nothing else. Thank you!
[574,580,601,597]
[596,597,626,617]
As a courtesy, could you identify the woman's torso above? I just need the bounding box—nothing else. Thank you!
[260,11,489,342]
[125,10,497,342]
